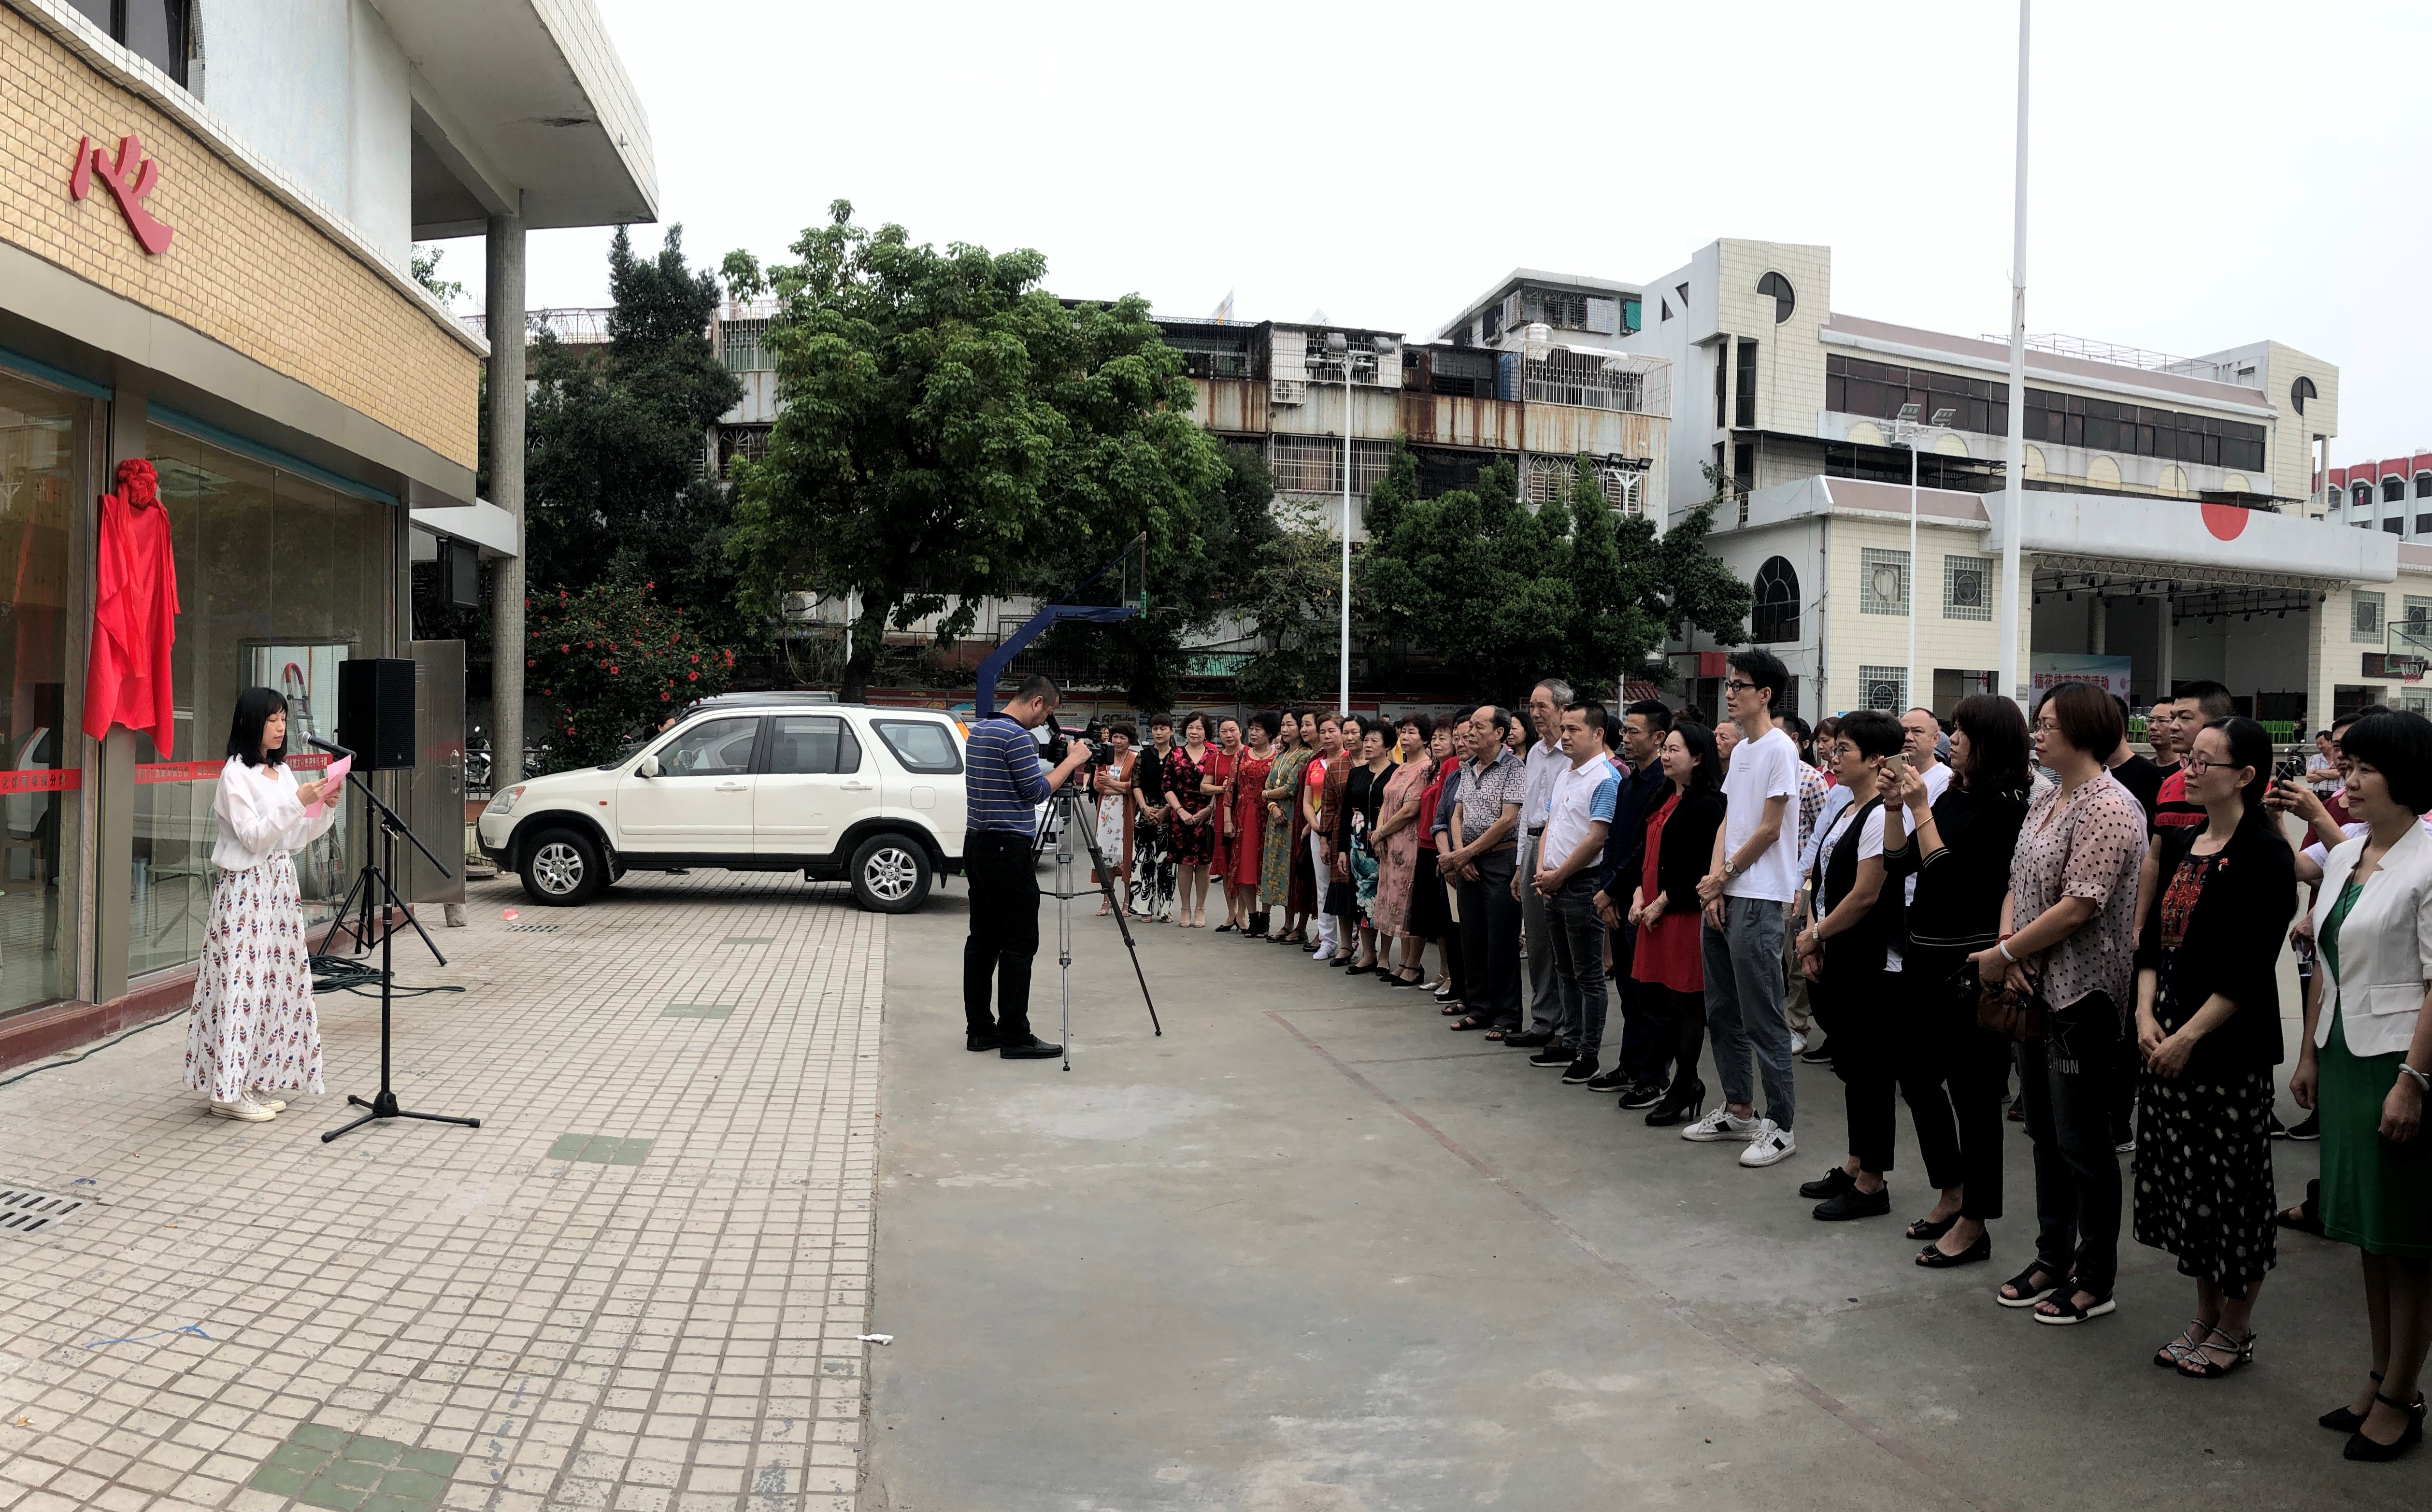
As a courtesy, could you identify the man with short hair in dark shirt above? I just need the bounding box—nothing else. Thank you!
[2150,681,2234,832]
[2105,694,2166,826]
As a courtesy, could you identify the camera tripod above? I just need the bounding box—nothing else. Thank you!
[1033,782,1163,1070]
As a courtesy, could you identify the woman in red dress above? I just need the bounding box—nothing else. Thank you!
[1632,722,1728,1127]
[1165,713,1222,927]
[1222,713,1275,935]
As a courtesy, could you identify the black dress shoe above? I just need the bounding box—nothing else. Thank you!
[966,1032,1001,1053]
[999,1036,1063,1059]
[1915,1231,1993,1268]
[1799,1166,1857,1200]
[1813,1185,1892,1222]
[1798,1037,1834,1064]
[1504,1029,1554,1049]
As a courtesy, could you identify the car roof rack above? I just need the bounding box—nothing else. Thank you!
[685,690,842,709]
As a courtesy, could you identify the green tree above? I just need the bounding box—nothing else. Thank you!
[1231,497,1342,707]
[528,581,736,769]
[524,226,753,647]
[1358,442,1747,700]
[725,202,1219,702]
[1653,462,1753,646]
[411,243,463,305]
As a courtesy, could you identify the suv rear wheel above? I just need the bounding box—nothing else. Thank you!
[849,832,931,913]
[522,827,605,907]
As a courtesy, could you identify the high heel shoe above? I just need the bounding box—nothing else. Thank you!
[2344,1392,2427,1461]
[2322,1373,2385,1433]
[1642,1080,1705,1127]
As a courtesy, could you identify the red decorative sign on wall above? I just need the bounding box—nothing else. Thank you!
[69,132,174,255]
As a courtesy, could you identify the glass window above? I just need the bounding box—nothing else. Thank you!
[134,430,390,979]
[1757,271,1795,323]
[873,719,963,774]
[1859,547,1910,615]
[0,371,87,1014]
[1750,557,1799,643]
[1734,339,1757,428]
[2388,476,2407,504]
[656,717,759,776]
[763,715,860,776]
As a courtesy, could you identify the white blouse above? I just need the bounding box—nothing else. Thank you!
[211,756,339,871]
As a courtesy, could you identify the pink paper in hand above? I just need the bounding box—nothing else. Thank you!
[306,755,349,818]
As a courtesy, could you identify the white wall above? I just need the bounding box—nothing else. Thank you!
[198,0,411,265]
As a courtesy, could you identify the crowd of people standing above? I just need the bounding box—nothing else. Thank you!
[1062,657,2432,1464]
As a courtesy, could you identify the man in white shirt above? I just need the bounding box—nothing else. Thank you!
[1530,702,1621,1082]
[1688,649,1803,1168]
[1508,678,1576,1050]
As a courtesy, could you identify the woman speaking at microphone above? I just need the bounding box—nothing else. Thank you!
[184,687,341,1122]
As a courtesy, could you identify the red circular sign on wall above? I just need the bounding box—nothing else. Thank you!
[2200,502,2249,541]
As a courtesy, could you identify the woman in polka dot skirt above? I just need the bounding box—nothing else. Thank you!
[184,688,341,1122]
[2131,714,2292,1378]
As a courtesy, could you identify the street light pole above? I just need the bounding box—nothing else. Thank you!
[1327,329,1393,719]
[1895,403,1956,715]
[1997,0,2032,707]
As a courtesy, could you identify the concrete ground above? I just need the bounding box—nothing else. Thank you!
[867,879,2414,1512]
[0,871,881,1512]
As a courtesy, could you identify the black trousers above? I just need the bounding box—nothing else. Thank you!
[1896,946,2014,1218]
[2020,993,2123,1295]
[964,833,1041,1041]
[1819,958,1898,1174]
[1456,858,1523,1027]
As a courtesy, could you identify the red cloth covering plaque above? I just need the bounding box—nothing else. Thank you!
[81,458,179,755]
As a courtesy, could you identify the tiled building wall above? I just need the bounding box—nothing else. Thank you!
[0,5,479,468]
[1826,514,2007,711]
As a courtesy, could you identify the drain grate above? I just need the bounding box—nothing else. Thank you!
[505,923,560,933]
[0,1186,90,1235]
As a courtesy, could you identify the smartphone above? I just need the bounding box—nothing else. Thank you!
[1881,752,1910,779]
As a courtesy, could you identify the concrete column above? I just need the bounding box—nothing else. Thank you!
[2088,595,2106,655]
[486,205,527,790]
[2156,594,2174,700]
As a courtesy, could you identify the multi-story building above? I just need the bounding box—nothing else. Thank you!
[1606,238,2378,726]
[0,0,649,1055]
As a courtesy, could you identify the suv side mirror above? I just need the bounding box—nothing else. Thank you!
[637,753,660,778]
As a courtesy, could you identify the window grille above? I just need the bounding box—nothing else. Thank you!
[1860,548,1910,615]
[720,319,771,374]
[1271,437,1390,496]
[1858,665,1908,712]
[1525,456,1566,505]
[1943,555,1994,621]
[2354,590,2385,643]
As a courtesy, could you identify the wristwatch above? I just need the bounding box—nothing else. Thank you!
[1722,859,1740,880]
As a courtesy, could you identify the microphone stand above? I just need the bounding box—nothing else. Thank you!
[313,751,480,1144]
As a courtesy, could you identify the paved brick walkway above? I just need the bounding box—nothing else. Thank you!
[0,872,881,1512]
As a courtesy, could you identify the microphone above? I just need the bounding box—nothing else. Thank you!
[306,736,354,757]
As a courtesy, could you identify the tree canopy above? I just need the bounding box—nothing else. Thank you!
[1358,444,1747,701]
[724,202,1220,701]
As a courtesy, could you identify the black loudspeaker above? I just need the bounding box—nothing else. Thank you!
[438,538,481,611]
[338,658,416,770]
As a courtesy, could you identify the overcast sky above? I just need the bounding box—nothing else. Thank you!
[429,0,2432,469]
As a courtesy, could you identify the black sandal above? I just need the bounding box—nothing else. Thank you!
[1449,1015,1494,1032]
[2154,1319,2209,1369]
[2032,1290,2117,1326]
[1439,1000,1467,1016]
[2176,1327,2254,1378]
[1996,1261,2065,1309]
[1905,1213,1958,1242]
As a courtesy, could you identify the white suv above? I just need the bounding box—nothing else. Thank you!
[476,695,967,913]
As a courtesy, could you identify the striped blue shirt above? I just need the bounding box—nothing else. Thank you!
[966,716,1050,836]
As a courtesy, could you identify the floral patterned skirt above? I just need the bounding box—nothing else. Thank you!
[184,851,323,1102]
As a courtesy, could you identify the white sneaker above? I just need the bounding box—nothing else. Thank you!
[247,1093,288,1113]
[1790,1030,1809,1054]
[1739,1120,1797,1167]
[1681,1106,1762,1142]
[208,1097,274,1122]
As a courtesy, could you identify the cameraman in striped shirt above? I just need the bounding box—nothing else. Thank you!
[965,674,1095,1059]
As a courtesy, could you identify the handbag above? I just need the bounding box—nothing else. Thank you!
[1960,956,2046,1043]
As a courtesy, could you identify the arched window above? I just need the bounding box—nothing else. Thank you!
[2388,476,2407,504]
[2290,375,2317,416]
[1756,272,1796,324]
[1751,556,1800,643]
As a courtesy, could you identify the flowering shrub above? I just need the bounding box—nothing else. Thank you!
[527,581,737,769]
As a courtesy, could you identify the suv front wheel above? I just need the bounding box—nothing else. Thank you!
[522,827,605,907]
[848,832,931,913]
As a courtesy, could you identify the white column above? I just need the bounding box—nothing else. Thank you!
[2088,595,2106,655]
[2156,594,2174,699]
[486,203,527,789]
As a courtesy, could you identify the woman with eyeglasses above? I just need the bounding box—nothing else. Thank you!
[2294,708,2432,1459]
[2129,715,2293,1379]
[1972,682,2148,1326]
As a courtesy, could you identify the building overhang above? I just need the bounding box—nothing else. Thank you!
[410,499,519,558]
[380,0,657,237]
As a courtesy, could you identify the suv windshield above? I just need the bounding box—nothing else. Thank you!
[596,739,647,771]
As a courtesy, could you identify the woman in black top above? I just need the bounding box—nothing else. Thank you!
[1333,719,1389,973]
[1793,710,1908,1220]
[1630,723,1726,1126]
[1883,694,2033,1267]
[2133,714,2292,1378]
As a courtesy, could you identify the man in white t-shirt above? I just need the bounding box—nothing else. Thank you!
[1687,649,1803,1168]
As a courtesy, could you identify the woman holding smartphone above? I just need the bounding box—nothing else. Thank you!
[184,687,341,1122]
